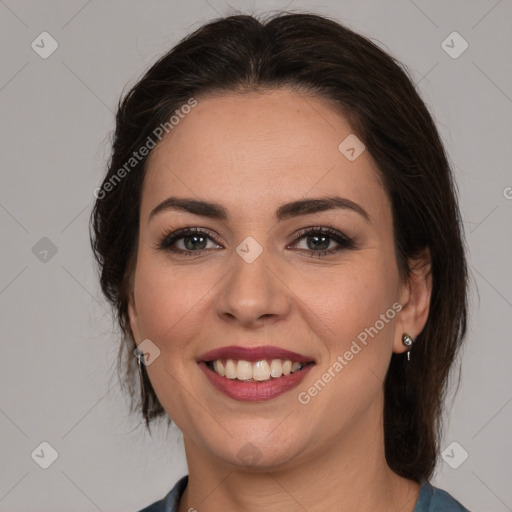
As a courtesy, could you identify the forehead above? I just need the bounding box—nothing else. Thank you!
[142,88,389,222]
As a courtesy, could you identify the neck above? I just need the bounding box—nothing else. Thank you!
[178,398,420,512]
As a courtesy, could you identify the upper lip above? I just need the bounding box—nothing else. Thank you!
[198,345,315,363]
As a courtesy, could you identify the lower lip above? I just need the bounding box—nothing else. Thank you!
[197,361,314,401]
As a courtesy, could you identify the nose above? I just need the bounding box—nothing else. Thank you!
[215,247,292,328]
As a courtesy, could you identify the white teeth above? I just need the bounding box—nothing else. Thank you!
[236,360,253,381]
[253,360,271,381]
[225,359,237,379]
[270,359,282,378]
[213,360,225,377]
[209,358,307,381]
[291,362,302,372]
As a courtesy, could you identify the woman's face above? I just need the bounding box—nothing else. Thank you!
[128,88,421,469]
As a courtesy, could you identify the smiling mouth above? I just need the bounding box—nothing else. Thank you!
[205,358,315,382]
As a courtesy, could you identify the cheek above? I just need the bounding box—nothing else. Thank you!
[302,256,397,353]
[131,253,211,423]
[292,256,400,441]
[301,262,398,406]
[132,251,210,346]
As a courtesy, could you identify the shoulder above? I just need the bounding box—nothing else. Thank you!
[414,480,471,512]
[137,475,189,512]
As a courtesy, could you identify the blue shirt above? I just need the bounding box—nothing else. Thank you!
[138,475,470,511]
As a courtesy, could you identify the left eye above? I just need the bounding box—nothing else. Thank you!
[289,227,356,257]
[293,232,339,251]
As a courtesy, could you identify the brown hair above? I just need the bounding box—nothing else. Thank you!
[90,12,468,482]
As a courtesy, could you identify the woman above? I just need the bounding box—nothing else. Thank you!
[90,11,470,512]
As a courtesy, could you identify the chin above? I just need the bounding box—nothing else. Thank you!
[210,432,308,470]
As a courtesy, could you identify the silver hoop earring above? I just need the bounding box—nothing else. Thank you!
[402,333,414,361]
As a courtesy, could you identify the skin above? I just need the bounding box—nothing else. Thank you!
[128,88,432,512]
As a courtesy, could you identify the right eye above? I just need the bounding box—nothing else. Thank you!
[157,227,224,255]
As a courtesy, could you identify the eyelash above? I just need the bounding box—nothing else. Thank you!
[157,226,356,258]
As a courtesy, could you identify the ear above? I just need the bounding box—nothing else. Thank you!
[393,248,432,354]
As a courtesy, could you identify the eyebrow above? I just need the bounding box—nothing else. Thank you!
[149,195,371,223]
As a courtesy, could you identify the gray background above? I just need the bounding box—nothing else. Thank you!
[1,0,511,510]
